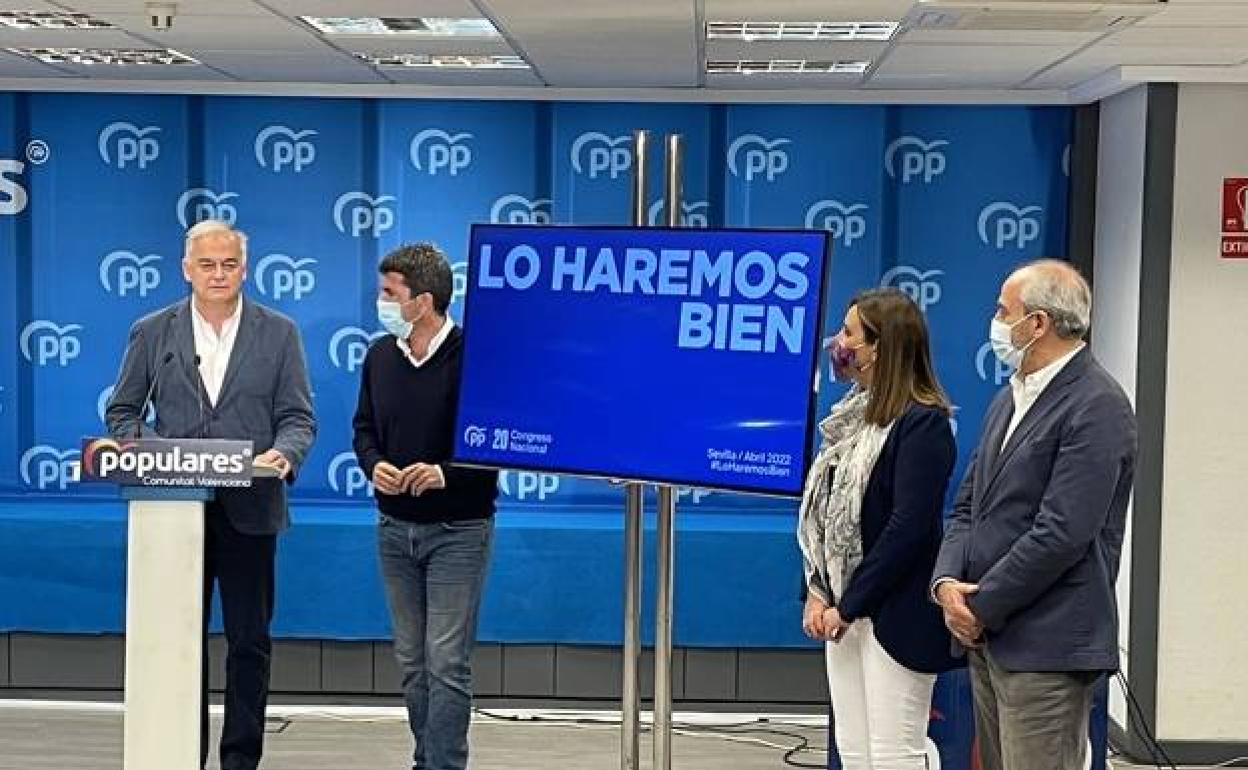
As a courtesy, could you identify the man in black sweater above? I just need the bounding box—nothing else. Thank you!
[352,243,498,770]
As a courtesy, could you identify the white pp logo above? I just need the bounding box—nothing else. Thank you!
[255,125,318,173]
[490,194,552,224]
[333,192,395,238]
[329,326,385,373]
[881,266,943,311]
[20,445,79,490]
[410,129,474,176]
[728,134,791,182]
[570,132,631,180]
[99,251,162,298]
[885,136,948,184]
[255,254,316,301]
[177,188,238,228]
[978,202,1042,250]
[99,122,161,170]
[20,320,82,366]
[804,200,868,248]
[328,451,372,497]
[648,199,709,227]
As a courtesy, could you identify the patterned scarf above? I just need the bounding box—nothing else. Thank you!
[797,385,895,603]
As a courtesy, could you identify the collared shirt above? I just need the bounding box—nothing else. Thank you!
[396,316,454,369]
[191,298,242,406]
[1001,343,1086,449]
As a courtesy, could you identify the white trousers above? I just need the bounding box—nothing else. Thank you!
[825,619,937,770]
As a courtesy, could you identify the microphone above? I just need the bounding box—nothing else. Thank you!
[192,354,206,439]
[137,352,175,438]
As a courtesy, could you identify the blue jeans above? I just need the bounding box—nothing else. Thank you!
[378,514,494,770]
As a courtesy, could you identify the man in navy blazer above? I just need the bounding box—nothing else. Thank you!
[933,260,1136,770]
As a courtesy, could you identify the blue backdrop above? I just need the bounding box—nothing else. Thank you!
[0,93,1071,645]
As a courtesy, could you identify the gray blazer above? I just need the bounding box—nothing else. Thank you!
[105,297,317,535]
[933,348,1136,672]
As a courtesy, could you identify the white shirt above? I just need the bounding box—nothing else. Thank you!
[396,316,454,369]
[1001,343,1085,449]
[191,299,243,407]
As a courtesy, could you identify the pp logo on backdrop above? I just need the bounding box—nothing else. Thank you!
[804,200,868,248]
[976,341,1013,385]
[410,129,474,176]
[451,261,468,305]
[727,134,791,182]
[333,192,395,238]
[490,194,552,225]
[885,136,949,184]
[648,199,709,228]
[0,158,28,215]
[255,125,318,173]
[328,451,372,497]
[20,445,79,491]
[177,188,239,228]
[97,385,155,426]
[329,326,386,373]
[570,132,631,180]
[20,320,82,367]
[256,254,316,301]
[881,266,943,311]
[978,202,1043,250]
[498,470,560,502]
[99,250,162,298]
[99,122,161,170]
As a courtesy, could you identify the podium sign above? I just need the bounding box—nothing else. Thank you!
[79,437,255,487]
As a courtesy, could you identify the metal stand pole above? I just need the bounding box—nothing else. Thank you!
[653,133,684,770]
[620,129,650,770]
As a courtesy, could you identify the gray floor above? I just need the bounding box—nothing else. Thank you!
[0,707,1213,770]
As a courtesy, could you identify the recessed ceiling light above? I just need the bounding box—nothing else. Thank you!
[356,53,528,70]
[301,17,499,37]
[0,11,114,30]
[706,59,870,75]
[6,47,199,66]
[707,21,898,42]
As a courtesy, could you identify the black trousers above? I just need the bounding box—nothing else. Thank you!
[200,505,276,770]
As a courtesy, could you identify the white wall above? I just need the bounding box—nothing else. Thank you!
[1156,83,1248,741]
[1092,85,1147,734]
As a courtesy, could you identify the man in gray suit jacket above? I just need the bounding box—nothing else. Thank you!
[933,260,1136,770]
[106,220,316,770]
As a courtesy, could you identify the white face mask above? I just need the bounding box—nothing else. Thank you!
[377,299,413,340]
[989,313,1039,371]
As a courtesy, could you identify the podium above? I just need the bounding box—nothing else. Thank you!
[78,437,276,770]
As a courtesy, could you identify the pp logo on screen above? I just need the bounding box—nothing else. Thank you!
[98,122,161,170]
[256,253,317,301]
[498,470,560,502]
[254,125,318,173]
[976,341,1013,386]
[328,451,372,497]
[570,132,631,180]
[410,129,474,176]
[978,202,1042,250]
[490,194,552,224]
[333,192,395,237]
[99,250,162,298]
[884,136,949,184]
[20,320,82,367]
[727,134,791,182]
[647,199,709,228]
[20,445,79,491]
[463,425,488,448]
[177,188,239,228]
[804,200,868,248]
[97,384,155,426]
[329,326,385,373]
[0,159,28,216]
[881,266,943,311]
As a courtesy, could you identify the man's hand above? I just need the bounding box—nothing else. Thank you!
[937,580,984,648]
[253,449,291,480]
[822,607,850,643]
[802,594,828,640]
[401,463,446,497]
[372,461,404,495]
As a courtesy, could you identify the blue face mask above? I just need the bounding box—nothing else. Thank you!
[377,299,412,339]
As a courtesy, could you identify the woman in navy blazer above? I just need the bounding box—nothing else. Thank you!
[798,287,962,770]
